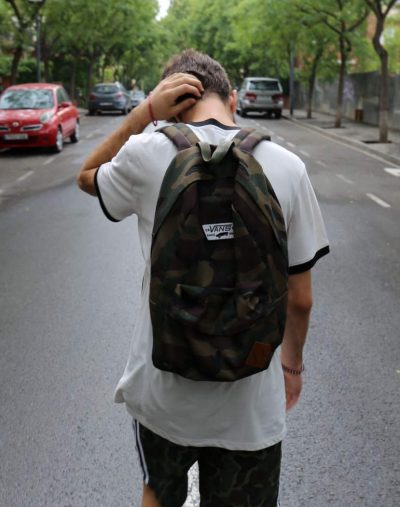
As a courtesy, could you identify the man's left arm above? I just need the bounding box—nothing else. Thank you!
[77,73,204,196]
[280,270,313,411]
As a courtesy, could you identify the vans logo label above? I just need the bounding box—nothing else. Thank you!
[202,223,234,241]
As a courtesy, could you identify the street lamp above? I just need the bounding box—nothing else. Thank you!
[27,0,45,82]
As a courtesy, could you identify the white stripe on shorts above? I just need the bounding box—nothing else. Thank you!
[132,419,150,485]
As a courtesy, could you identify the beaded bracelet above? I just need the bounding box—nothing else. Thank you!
[282,363,305,376]
[147,93,158,126]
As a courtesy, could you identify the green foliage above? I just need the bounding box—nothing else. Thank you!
[0,54,12,76]
[385,10,400,73]
[0,0,398,101]
[351,30,380,72]
[16,57,36,82]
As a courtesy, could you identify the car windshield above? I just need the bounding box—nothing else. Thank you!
[249,81,280,91]
[0,89,54,109]
[93,85,119,94]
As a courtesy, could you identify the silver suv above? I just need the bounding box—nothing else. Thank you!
[237,77,283,119]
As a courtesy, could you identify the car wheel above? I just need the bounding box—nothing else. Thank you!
[275,110,282,119]
[88,109,95,116]
[52,127,63,153]
[70,121,80,143]
[241,109,248,118]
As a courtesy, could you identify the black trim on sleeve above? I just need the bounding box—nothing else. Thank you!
[289,245,330,275]
[94,167,121,223]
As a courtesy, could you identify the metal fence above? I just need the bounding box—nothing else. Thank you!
[311,71,400,130]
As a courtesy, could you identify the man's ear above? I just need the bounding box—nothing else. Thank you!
[229,89,238,115]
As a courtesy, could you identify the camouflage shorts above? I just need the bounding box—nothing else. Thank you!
[133,420,281,507]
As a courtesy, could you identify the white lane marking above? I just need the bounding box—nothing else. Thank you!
[0,188,5,195]
[336,174,354,185]
[254,122,263,128]
[384,168,400,177]
[43,156,55,166]
[275,135,284,141]
[316,160,327,167]
[17,170,34,182]
[366,193,391,208]
[85,133,94,139]
[299,149,310,157]
[287,142,296,148]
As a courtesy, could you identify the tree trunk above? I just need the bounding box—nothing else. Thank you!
[43,58,50,82]
[86,59,94,97]
[372,15,389,143]
[335,37,347,128]
[307,48,323,119]
[42,39,50,82]
[10,46,23,84]
[69,59,77,101]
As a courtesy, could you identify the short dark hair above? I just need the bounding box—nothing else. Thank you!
[161,49,231,101]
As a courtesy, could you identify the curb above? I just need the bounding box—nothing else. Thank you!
[284,114,400,167]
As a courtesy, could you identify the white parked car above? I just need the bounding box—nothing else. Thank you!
[237,77,284,119]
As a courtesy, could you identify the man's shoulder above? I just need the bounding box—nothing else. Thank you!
[122,128,178,156]
[252,138,306,182]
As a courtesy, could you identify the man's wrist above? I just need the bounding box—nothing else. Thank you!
[123,100,152,134]
[282,363,305,376]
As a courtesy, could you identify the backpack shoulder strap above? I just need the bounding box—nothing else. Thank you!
[157,123,199,150]
[233,127,271,153]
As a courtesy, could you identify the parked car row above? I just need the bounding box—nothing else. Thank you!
[88,82,146,115]
[0,75,282,154]
[0,81,148,153]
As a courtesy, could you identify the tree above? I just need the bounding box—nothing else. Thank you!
[296,0,369,127]
[299,31,337,119]
[39,0,157,98]
[385,8,400,73]
[363,0,398,142]
[3,0,47,84]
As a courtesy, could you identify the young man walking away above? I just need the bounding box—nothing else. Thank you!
[78,50,329,507]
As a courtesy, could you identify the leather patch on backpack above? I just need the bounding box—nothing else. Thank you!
[245,342,274,369]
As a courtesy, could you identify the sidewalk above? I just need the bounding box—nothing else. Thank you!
[284,109,400,167]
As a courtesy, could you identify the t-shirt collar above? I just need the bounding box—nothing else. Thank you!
[188,118,239,130]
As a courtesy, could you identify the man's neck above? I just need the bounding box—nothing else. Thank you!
[180,95,236,127]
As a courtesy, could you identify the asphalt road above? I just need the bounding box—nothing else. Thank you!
[0,113,399,507]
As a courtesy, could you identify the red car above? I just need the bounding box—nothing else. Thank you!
[0,83,80,153]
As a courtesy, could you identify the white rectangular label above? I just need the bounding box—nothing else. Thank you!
[4,133,28,140]
[202,222,234,241]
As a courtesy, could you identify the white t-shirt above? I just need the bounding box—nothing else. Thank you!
[96,119,329,451]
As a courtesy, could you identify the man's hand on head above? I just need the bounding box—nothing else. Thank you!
[149,73,204,121]
[77,73,204,196]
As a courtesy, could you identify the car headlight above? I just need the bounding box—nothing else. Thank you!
[40,111,54,124]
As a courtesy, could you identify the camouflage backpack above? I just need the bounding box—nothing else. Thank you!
[150,123,288,381]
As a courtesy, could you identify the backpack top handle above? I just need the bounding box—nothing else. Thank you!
[197,139,235,163]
